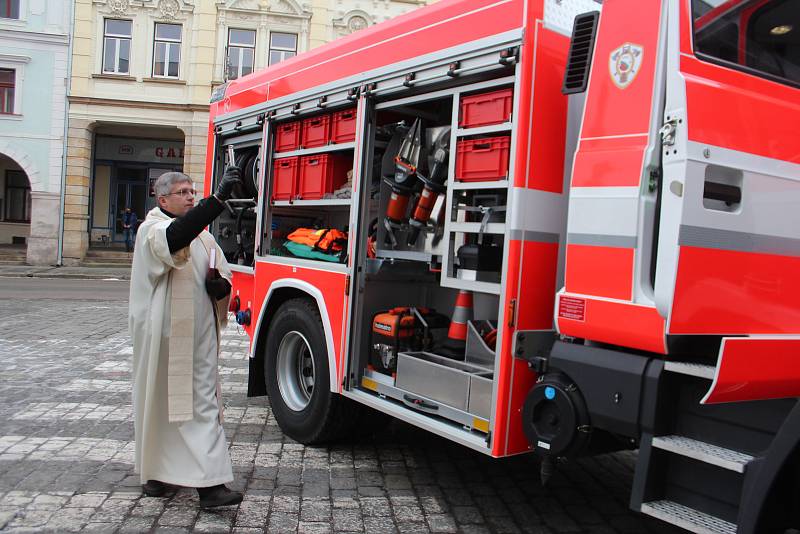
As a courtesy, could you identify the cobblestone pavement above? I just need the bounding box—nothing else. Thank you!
[0,293,684,533]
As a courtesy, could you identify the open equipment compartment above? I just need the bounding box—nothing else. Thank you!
[211,125,263,268]
[348,73,517,436]
[262,106,357,265]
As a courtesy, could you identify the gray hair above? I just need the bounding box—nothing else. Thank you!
[154,172,193,197]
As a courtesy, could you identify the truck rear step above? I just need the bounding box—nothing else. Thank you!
[651,435,753,473]
[640,500,737,534]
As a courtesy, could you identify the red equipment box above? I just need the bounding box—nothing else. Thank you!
[272,157,299,200]
[275,121,301,152]
[301,115,331,148]
[331,108,357,143]
[455,136,510,182]
[459,88,513,128]
[298,153,350,200]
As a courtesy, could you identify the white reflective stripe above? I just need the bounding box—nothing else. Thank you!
[569,186,640,198]
[508,187,568,237]
[679,225,800,257]
[568,233,637,248]
[567,193,639,239]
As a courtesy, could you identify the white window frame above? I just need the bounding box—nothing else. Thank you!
[226,28,256,80]
[0,0,25,29]
[268,31,297,66]
[0,54,28,118]
[152,22,182,78]
[0,68,14,114]
[102,18,132,75]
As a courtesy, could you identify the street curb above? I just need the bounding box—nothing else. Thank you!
[0,268,131,281]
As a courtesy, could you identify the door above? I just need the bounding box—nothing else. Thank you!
[113,167,148,242]
[654,0,800,336]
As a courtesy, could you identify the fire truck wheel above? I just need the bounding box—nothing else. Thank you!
[264,298,348,444]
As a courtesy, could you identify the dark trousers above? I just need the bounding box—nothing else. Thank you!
[124,228,135,252]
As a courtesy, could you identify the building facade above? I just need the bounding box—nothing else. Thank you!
[0,0,71,265]
[62,0,426,264]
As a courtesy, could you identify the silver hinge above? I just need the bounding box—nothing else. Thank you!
[659,118,678,146]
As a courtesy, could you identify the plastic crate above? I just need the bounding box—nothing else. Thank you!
[275,121,301,152]
[455,136,510,182]
[301,114,331,148]
[272,157,299,200]
[331,108,357,143]
[298,153,350,200]
[459,88,513,128]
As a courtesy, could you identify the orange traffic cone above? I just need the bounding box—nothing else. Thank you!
[443,290,473,356]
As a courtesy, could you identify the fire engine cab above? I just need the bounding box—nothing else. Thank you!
[206,0,800,531]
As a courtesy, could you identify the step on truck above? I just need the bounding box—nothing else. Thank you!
[204,0,800,531]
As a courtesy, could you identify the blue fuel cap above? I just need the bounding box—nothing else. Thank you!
[544,386,556,400]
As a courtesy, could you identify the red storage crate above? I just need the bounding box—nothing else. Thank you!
[272,157,299,200]
[298,153,350,200]
[275,121,301,152]
[331,108,357,143]
[455,136,510,182]
[459,88,513,128]
[301,114,331,148]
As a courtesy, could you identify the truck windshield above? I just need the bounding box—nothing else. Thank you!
[692,0,800,86]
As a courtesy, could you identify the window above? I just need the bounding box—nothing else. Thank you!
[226,28,255,80]
[0,0,19,19]
[269,32,297,66]
[153,23,181,78]
[103,19,132,75]
[5,171,30,223]
[693,0,800,87]
[0,69,13,114]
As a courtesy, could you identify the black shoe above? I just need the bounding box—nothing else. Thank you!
[197,485,243,508]
[142,480,166,497]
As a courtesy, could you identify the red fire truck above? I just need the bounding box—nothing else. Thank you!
[205,0,799,531]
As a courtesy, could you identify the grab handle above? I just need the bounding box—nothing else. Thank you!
[704,181,741,205]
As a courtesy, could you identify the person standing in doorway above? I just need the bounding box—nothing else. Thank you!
[128,166,244,508]
[122,207,138,253]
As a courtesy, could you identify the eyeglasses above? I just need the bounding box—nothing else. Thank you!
[164,188,197,198]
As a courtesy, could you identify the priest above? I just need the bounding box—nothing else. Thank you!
[129,166,243,508]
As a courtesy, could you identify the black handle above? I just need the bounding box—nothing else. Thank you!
[704,181,741,204]
[403,394,439,411]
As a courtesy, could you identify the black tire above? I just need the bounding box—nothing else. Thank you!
[263,298,349,444]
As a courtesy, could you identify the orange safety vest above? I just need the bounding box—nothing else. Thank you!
[287,228,348,253]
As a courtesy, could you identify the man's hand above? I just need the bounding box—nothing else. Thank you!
[205,273,231,301]
[215,165,242,201]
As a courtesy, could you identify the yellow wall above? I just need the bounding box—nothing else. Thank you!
[92,165,111,229]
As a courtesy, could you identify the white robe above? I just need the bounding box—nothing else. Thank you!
[130,207,234,487]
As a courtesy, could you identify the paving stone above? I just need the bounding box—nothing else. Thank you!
[194,510,235,532]
[332,507,364,531]
[297,521,332,534]
[266,511,298,532]
[158,506,198,527]
[118,515,156,533]
[426,513,458,533]
[233,500,269,527]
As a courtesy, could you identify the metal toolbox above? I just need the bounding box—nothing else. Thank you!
[395,351,493,419]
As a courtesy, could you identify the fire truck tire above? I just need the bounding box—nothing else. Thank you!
[264,298,348,445]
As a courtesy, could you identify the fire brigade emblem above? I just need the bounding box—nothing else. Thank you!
[609,43,643,89]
